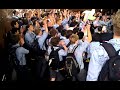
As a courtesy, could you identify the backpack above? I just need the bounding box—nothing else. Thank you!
[65,44,80,77]
[98,42,120,81]
[8,45,20,68]
[48,46,62,70]
[31,37,46,56]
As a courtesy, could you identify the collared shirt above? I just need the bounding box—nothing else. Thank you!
[86,38,120,81]
[53,24,59,29]
[87,41,100,58]
[93,20,102,33]
[36,31,48,50]
[25,31,36,46]
[63,39,70,46]
[47,46,67,61]
[68,41,89,70]
[62,18,69,26]
[79,21,85,30]
[60,36,67,40]
[16,46,29,65]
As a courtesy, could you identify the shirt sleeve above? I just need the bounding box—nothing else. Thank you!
[59,49,67,57]
[86,48,108,81]
[82,41,89,52]
[38,31,48,49]
[25,33,34,44]
[21,47,29,54]
[47,46,52,55]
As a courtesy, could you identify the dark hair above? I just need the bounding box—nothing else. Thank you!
[49,28,58,37]
[11,20,18,27]
[77,31,84,39]
[22,18,28,25]
[98,26,102,32]
[71,16,76,21]
[11,28,19,34]
[61,29,66,36]
[26,21,33,29]
[92,33,102,42]
[13,10,16,15]
[56,25,64,33]
[40,21,44,27]
[50,37,61,46]
[11,34,20,45]
[99,16,102,20]
[107,18,111,20]
[66,30,73,39]
[70,21,78,27]
[31,17,37,21]
[33,20,37,26]
[73,27,79,34]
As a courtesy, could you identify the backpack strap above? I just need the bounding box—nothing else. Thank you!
[71,44,80,54]
[50,46,62,69]
[101,42,117,58]
[66,42,71,47]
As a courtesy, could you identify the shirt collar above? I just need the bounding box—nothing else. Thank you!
[109,38,120,45]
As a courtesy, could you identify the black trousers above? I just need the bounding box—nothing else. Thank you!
[16,65,28,81]
[50,69,65,81]
[35,57,49,81]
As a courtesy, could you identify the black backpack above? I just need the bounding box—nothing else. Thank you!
[31,37,46,56]
[48,46,62,70]
[98,42,120,81]
[8,45,20,67]
[65,44,80,77]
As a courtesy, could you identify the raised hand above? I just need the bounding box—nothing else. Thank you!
[86,24,91,30]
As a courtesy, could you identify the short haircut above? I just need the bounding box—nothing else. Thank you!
[98,26,102,32]
[65,30,73,39]
[112,10,120,36]
[11,34,20,45]
[77,31,84,39]
[49,28,58,37]
[70,34,79,44]
[11,28,19,34]
[92,33,102,42]
[11,20,18,27]
[40,21,44,27]
[73,27,79,34]
[56,25,64,33]
[50,37,61,46]
[70,21,78,27]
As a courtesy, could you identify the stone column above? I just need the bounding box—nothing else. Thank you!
[0,9,13,48]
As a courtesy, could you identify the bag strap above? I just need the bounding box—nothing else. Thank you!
[71,44,80,54]
[66,42,71,47]
[101,42,117,58]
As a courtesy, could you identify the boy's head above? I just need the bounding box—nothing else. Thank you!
[65,30,73,39]
[49,28,58,37]
[69,34,79,44]
[11,20,19,28]
[77,31,84,39]
[112,10,120,36]
[50,37,61,46]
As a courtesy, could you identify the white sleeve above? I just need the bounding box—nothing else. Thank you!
[86,50,103,81]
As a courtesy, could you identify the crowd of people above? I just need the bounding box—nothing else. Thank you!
[3,9,120,81]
